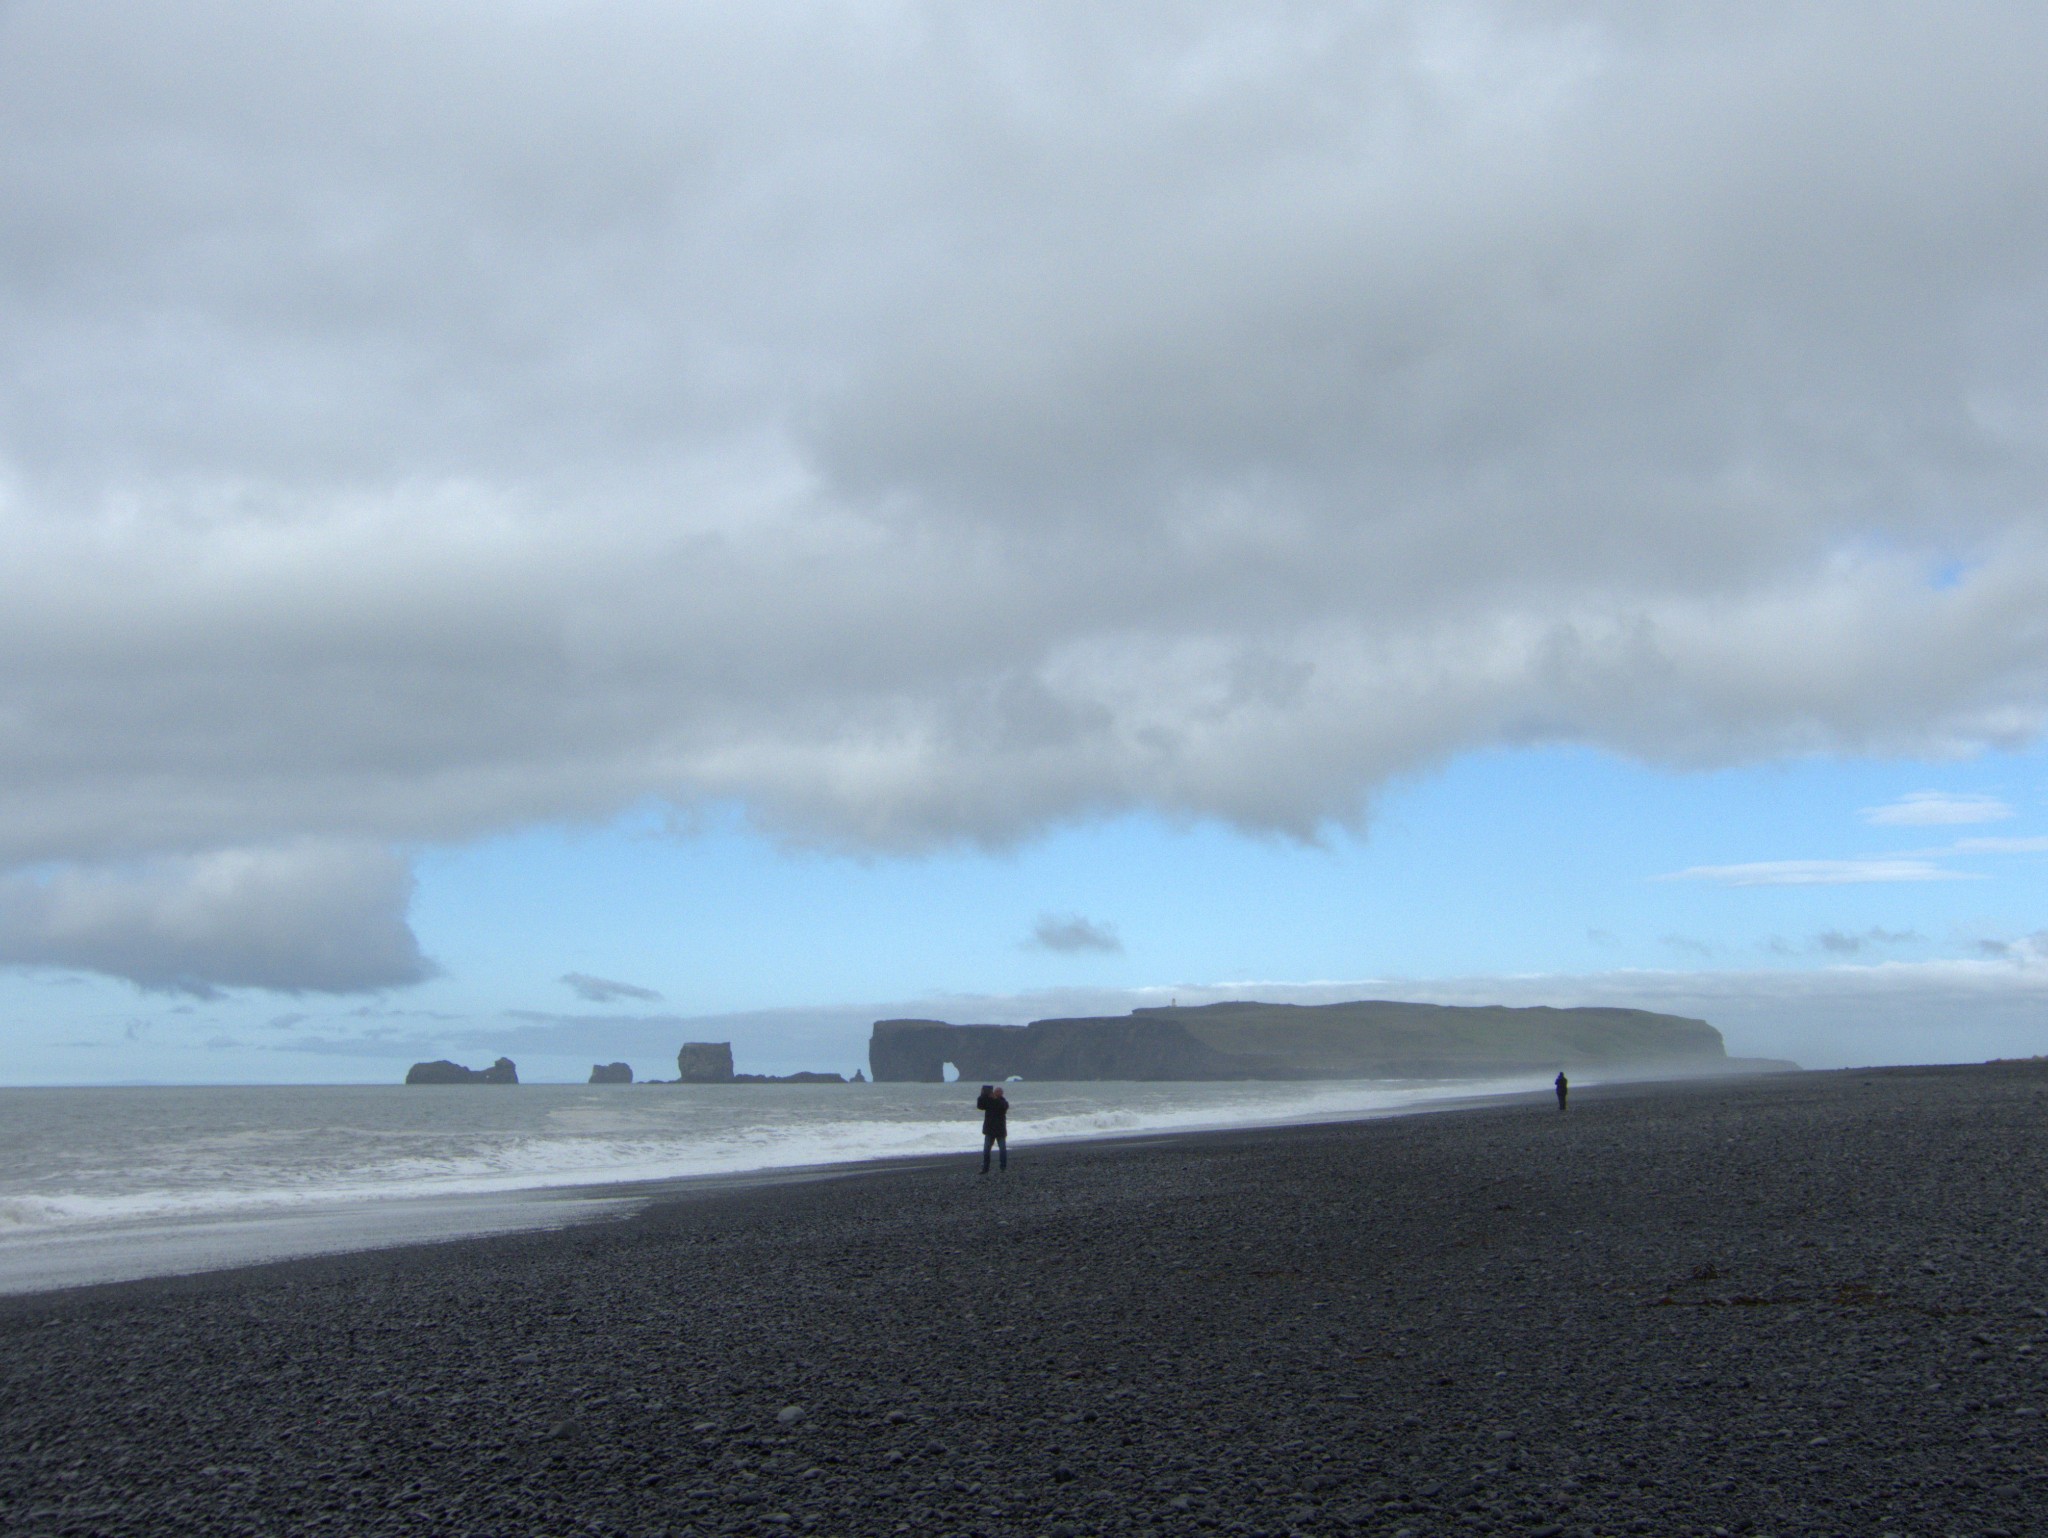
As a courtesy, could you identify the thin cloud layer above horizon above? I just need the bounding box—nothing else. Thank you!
[4,2,2048,1029]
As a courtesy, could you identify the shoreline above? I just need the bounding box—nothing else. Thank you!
[8,1064,2039,1531]
[0,1070,1625,1299]
[8,1063,2045,1536]
[8,1066,1720,1314]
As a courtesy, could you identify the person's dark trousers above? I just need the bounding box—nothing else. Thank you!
[982,1134,1007,1172]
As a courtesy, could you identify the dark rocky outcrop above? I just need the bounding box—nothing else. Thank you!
[405,1057,518,1085]
[870,1000,1729,1082]
[676,1042,736,1083]
[588,1062,633,1084]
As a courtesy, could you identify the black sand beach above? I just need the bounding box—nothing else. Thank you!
[4,1064,2046,1537]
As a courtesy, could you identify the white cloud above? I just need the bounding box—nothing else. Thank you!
[1657,858,1971,886]
[1665,829,2048,892]
[0,842,433,995]
[1863,791,2014,826]
[0,3,2046,888]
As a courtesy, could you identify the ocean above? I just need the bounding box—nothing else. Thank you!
[0,1074,1552,1295]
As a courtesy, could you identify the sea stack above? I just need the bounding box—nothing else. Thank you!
[588,1062,633,1084]
[405,1057,519,1085]
[676,1042,736,1083]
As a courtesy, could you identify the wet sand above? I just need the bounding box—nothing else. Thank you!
[3,1064,2045,1537]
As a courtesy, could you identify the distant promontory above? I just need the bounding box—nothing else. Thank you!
[870,1001,1748,1082]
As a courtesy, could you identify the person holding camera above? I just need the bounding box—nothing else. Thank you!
[976,1083,1009,1173]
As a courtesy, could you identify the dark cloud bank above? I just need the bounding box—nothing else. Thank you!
[0,843,432,995]
[4,3,2048,993]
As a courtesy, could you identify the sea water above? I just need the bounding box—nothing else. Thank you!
[0,1074,1551,1294]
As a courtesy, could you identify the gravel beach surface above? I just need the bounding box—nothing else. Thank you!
[4,1064,2046,1537]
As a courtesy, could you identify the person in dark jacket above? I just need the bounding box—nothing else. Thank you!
[976,1084,1009,1173]
[1554,1071,1569,1112]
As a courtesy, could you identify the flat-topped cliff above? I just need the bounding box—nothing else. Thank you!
[870,1000,1728,1082]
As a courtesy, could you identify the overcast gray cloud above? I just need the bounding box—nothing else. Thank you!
[5,3,2048,987]
[0,841,433,995]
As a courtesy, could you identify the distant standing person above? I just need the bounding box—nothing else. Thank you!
[1555,1071,1569,1113]
[977,1084,1009,1173]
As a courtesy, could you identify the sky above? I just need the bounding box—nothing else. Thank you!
[2,2,2047,1084]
